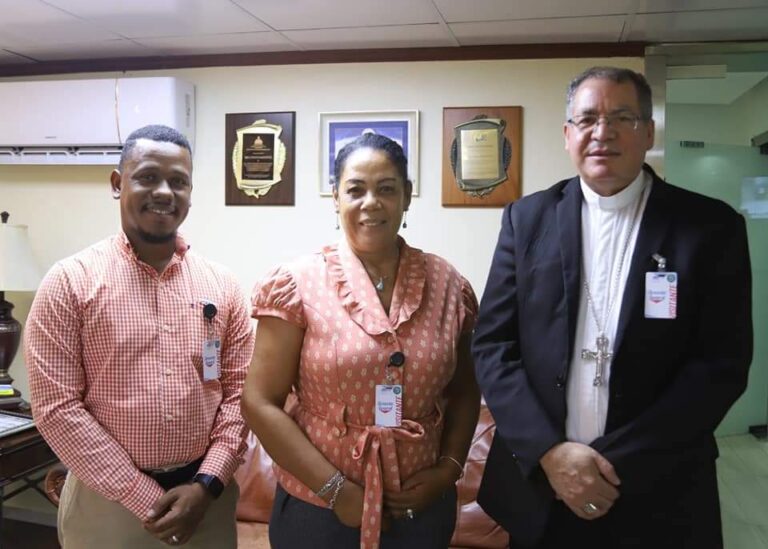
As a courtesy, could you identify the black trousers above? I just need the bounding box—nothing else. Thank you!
[269,483,457,549]
[518,459,723,549]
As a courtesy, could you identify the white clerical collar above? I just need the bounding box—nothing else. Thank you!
[580,171,648,211]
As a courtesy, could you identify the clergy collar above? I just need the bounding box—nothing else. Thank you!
[580,170,648,211]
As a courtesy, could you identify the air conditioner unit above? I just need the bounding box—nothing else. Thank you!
[0,77,195,165]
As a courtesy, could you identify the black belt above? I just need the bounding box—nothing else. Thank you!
[143,457,204,491]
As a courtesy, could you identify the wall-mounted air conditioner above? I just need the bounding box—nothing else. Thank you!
[0,77,195,165]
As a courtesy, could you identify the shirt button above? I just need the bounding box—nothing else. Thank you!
[164,369,172,376]
[166,415,173,421]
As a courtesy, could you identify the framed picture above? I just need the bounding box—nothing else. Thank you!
[318,110,419,196]
[225,111,295,206]
[442,106,522,207]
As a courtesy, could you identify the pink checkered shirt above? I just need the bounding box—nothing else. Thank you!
[24,233,254,520]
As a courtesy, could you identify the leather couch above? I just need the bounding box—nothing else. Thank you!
[45,405,507,548]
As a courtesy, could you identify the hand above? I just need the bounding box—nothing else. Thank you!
[539,442,621,520]
[144,483,213,545]
[332,480,365,528]
[384,464,456,520]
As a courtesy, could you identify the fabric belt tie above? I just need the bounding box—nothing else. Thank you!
[352,420,426,549]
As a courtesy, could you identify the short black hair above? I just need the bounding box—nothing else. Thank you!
[119,124,192,170]
[566,66,653,121]
[333,133,410,190]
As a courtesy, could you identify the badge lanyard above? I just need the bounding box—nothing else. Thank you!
[201,302,221,381]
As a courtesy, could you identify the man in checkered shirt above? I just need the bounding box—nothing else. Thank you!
[25,124,255,547]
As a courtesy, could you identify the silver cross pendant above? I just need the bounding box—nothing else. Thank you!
[581,333,612,386]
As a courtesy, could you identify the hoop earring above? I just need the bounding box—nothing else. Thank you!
[402,211,408,229]
[335,213,340,230]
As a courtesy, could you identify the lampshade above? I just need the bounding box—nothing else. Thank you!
[0,217,42,291]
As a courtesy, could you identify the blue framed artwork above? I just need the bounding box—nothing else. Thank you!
[319,110,419,196]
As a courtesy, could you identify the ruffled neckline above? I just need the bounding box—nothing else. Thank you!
[322,237,426,336]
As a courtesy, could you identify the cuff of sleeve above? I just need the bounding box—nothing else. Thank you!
[198,445,241,486]
[119,472,166,521]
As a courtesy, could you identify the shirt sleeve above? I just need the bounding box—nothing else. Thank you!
[198,272,255,485]
[24,263,165,520]
[251,265,306,328]
[459,276,479,335]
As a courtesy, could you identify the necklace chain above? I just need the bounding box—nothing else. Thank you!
[582,186,645,335]
[581,185,646,387]
[361,249,400,293]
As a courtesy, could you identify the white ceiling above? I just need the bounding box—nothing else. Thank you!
[0,0,767,65]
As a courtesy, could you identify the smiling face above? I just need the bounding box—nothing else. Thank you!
[332,147,412,256]
[564,77,655,196]
[110,138,192,246]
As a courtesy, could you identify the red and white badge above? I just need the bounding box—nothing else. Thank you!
[645,272,678,319]
[202,339,221,381]
[375,384,402,427]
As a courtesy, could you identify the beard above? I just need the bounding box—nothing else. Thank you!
[137,228,176,244]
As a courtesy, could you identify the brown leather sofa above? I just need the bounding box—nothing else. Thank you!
[46,405,507,548]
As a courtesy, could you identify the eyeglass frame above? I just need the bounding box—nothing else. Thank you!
[566,111,650,132]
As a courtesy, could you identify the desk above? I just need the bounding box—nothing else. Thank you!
[0,427,58,525]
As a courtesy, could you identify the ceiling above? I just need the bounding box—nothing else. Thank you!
[1,0,768,69]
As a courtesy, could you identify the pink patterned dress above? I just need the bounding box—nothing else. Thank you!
[251,238,477,548]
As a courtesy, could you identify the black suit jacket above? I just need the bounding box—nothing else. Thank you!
[472,166,753,547]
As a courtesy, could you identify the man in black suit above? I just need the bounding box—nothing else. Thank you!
[472,66,752,548]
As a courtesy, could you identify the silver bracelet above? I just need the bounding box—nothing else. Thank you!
[316,470,344,499]
[439,455,465,479]
[328,475,346,510]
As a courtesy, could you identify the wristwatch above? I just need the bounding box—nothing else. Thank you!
[192,473,224,499]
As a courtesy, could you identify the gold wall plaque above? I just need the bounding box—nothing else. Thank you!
[232,119,287,199]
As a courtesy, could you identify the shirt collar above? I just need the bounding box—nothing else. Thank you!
[116,231,190,263]
[580,170,648,211]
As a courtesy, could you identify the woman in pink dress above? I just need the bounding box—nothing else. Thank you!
[242,133,480,549]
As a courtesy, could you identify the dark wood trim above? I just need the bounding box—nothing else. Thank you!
[0,42,647,77]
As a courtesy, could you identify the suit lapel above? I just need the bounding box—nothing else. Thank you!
[556,176,583,362]
[613,173,672,356]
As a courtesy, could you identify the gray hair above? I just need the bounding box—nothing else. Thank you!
[566,66,653,120]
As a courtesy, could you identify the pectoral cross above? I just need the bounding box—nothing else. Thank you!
[581,333,612,386]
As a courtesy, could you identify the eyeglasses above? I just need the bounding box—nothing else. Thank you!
[567,113,647,132]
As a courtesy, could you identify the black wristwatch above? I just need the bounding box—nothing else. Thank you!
[193,473,224,499]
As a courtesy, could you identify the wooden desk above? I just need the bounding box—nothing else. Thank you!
[0,427,59,525]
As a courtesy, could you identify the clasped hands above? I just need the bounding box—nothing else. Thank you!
[539,442,621,520]
[332,461,460,529]
[144,483,212,545]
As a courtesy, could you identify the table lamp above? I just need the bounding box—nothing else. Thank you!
[0,211,42,410]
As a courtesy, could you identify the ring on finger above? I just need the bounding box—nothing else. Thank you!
[170,535,180,544]
[405,508,415,520]
[582,502,599,515]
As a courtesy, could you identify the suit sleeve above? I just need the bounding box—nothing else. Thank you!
[593,210,752,473]
[472,203,563,477]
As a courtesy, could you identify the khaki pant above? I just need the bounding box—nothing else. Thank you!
[58,473,239,549]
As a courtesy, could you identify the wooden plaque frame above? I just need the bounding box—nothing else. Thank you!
[442,106,522,207]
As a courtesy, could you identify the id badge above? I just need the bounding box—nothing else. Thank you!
[645,272,678,319]
[375,384,402,427]
[202,339,221,381]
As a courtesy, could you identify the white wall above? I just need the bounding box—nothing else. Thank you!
[1,55,642,432]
